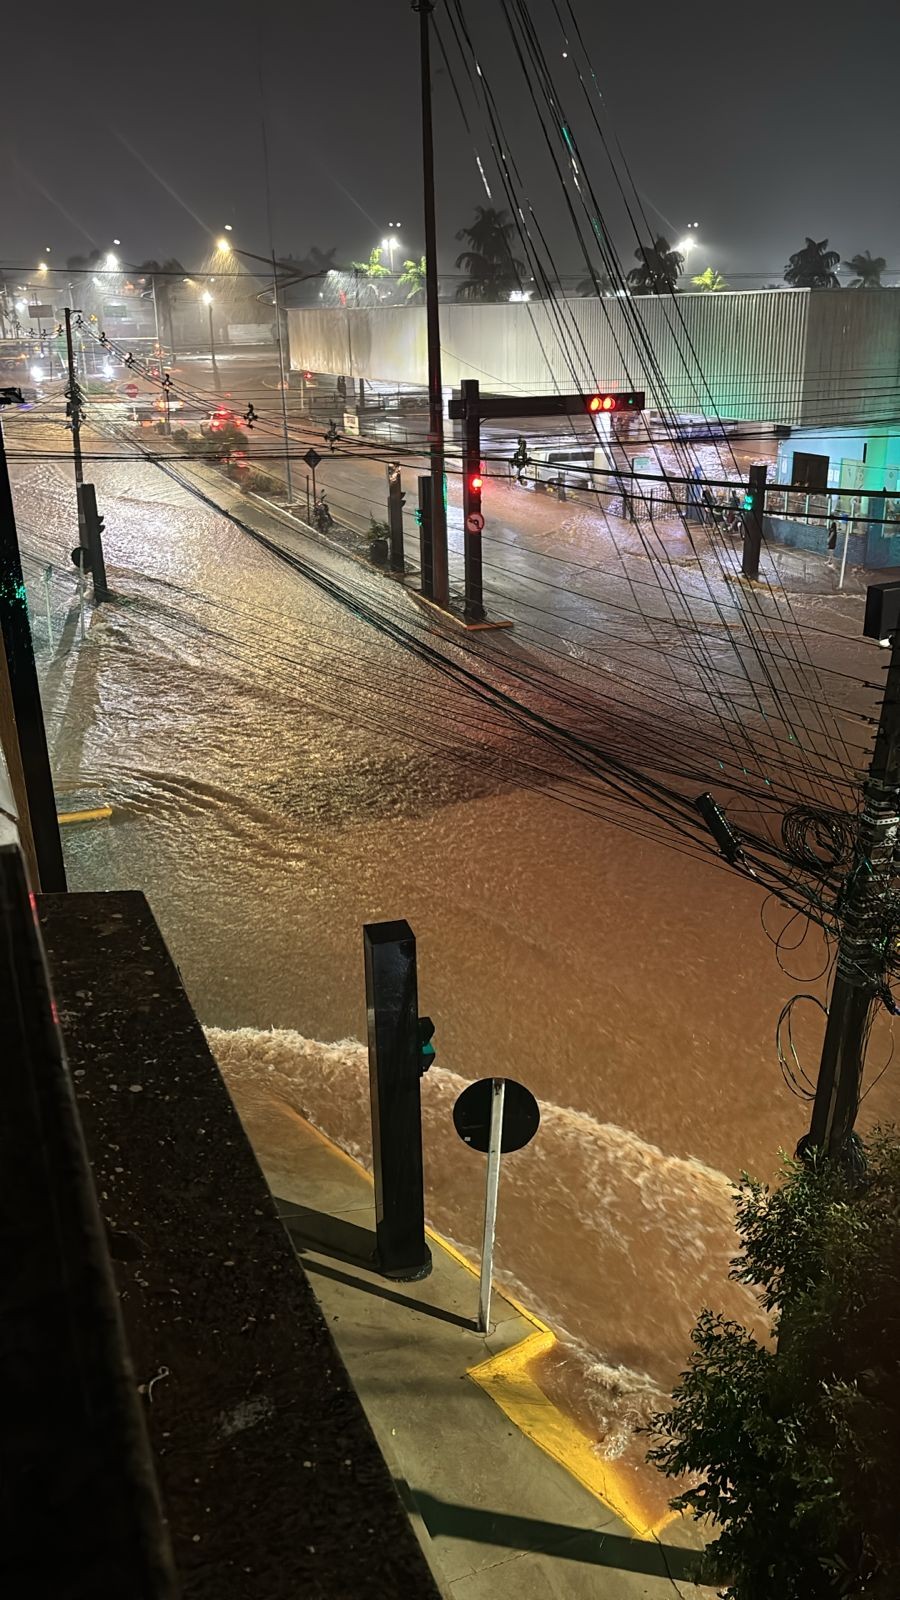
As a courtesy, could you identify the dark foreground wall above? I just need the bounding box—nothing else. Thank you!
[38,890,440,1600]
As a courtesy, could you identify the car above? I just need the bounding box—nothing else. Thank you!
[200,406,245,437]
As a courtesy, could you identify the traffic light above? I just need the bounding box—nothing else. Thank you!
[468,473,484,494]
[742,489,755,512]
[418,1016,435,1075]
[585,392,642,414]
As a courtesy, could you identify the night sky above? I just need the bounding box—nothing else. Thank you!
[3,0,899,281]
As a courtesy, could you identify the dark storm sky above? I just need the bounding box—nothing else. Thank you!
[3,0,899,280]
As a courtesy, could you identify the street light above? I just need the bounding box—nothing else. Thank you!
[382,235,401,272]
[104,252,119,271]
[215,237,232,254]
[37,261,47,275]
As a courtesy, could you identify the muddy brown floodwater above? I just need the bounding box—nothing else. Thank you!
[11,424,899,1486]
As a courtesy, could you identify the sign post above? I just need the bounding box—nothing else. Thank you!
[453,1077,540,1332]
[303,448,322,519]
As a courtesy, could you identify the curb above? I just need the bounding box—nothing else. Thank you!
[287,1114,674,1540]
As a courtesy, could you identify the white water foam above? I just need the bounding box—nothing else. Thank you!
[207,1024,762,1456]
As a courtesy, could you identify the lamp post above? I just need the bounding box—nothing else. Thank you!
[215,234,293,501]
[201,291,219,386]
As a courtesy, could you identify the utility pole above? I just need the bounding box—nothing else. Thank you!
[806,585,900,1159]
[413,0,449,608]
[64,309,108,598]
[0,412,66,891]
[272,253,294,505]
[63,308,85,499]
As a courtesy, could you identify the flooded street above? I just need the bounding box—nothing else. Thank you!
[9,412,899,1462]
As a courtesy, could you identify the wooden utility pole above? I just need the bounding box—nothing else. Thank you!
[414,0,449,608]
[807,601,900,1158]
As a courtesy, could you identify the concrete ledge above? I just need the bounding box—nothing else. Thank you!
[37,891,440,1600]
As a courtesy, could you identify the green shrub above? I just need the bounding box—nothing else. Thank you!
[648,1136,900,1598]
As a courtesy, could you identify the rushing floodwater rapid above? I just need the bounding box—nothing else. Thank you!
[12,431,899,1478]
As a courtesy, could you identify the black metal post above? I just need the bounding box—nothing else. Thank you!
[413,0,448,608]
[78,481,109,602]
[364,920,432,1282]
[0,422,66,891]
[387,463,406,572]
[418,473,434,599]
[741,463,767,580]
[460,378,485,622]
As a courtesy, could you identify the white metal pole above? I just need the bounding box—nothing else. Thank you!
[477,1078,506,1334]
[78,568,85,642]
[838,525,850,591]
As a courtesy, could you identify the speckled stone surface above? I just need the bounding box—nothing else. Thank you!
[39,890,440,1600]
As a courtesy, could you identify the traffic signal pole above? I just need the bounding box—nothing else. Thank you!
[414,0,449,609]
[460,378,485,622]
[363,920,432,1282]
[741,463,767,580]
[807,618,900,1160]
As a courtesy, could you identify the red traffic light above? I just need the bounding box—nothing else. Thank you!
[588,394,616,413]
[469,473,484,492]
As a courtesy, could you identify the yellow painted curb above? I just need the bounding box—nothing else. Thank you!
[286,1110,673,1539]
[467,1333,677,1541]
[57,805,113,824]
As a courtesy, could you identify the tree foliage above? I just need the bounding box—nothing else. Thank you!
[398,256,426,302]
[844,250,886,289]
[648,1136,900,1599]
[692,266,729,292]
[784,238,840,289]
[455,206,525,302]
[627,236,685,294]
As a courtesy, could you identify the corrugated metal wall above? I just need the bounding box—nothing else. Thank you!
[288,288,900,426]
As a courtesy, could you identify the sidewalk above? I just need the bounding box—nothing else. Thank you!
[228,1085,711,1599]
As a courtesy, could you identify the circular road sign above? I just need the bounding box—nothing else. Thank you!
[466,511,485,534]
[124,383,139,399]
[453,1078,540,1155]
[71,546,92,571]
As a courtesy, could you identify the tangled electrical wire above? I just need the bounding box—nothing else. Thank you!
[781,805,858,876]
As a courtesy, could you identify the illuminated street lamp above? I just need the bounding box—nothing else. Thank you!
[677,222,701,259]
[381,234,401,272]
[104,252,119,271]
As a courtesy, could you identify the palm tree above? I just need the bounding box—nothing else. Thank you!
[691,266,728,292]
[626,236,684,294]
[784,238,840,289]
[138,259,186,357]
[844,250,886,289]
[455,206,525,301]
[350,246,391,304]
[398,256,426,302]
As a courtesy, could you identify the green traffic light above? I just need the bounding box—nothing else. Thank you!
[742,492,754,511]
